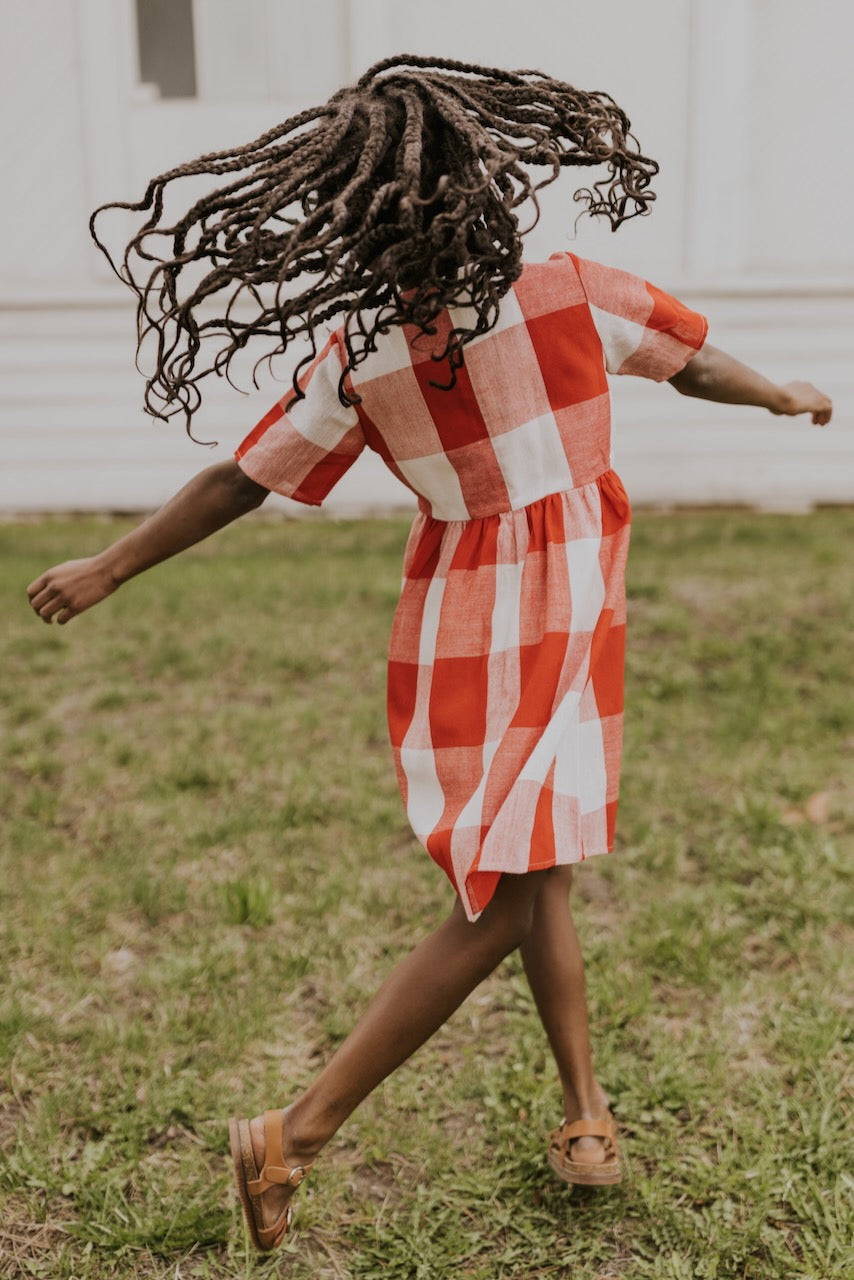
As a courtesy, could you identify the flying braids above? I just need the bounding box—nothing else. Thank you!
[90,55,659,435]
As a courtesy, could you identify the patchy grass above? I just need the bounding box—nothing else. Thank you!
[1,509,852,1279]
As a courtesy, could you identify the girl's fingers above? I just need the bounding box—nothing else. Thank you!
[38,601,63,624]
[29,589,60,618]
[29,585,58,611]
[28,577,61,609]
[30,588,69,623]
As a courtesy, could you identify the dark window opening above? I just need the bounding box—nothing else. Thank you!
[135,0,197,99]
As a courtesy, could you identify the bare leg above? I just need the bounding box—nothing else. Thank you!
[247,870,546,1228]
[519,865,611,1164]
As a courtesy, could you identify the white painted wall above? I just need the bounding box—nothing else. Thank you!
[1,0,852,514]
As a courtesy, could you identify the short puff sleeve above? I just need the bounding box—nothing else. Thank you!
[567,253,707,382]
[235,331,365,505]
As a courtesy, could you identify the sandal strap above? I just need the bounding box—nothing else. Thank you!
[247,1163,311,1195]
[256,1203,293,1250]
[246,1109,314,1196]
[559,1116,617,1141]
[265,1109,285,1169]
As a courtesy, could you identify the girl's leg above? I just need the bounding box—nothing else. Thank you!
[519,865,611,1164]
[247,869,546,1227]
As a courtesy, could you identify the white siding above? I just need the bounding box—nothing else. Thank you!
[1,0,852,514]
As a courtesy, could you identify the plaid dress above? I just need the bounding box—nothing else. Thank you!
[236,253,708,919]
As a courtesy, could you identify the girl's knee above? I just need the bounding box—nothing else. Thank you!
[474,871,543,951]
[546,863,574,893]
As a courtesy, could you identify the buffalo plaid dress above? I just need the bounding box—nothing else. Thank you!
[236,253,708,919]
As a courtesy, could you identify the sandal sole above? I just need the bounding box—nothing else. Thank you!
[229,1116,267,1252]
[547,1145,622,1186]
[229,1116,293,1252]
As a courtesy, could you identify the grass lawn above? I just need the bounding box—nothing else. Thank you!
[1,508,852,1279]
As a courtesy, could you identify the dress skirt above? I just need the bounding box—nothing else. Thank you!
[387,470,631,920]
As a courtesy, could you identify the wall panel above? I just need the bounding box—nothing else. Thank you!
[0,0,850,514]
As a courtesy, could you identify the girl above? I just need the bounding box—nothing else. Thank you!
[27,57,831,1253]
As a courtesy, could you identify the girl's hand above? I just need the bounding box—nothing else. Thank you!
[775,381,833,426]
[27,556,119,625]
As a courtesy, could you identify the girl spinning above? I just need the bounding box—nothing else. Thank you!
[27,57,831,1253]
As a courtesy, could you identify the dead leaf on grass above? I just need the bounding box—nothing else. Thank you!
[804,790,831,824]
[781,790,832,827]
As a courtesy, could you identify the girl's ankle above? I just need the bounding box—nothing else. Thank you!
[562,1082,611,1122]
[279,1102,332,1163]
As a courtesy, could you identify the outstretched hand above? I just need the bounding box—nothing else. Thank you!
[775,381,833,426]
[27,557,118,625]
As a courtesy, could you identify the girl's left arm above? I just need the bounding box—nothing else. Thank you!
[27,460,269,625]
[668,343,833,424]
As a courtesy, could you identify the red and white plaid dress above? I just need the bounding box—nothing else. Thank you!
[236,253,708,919]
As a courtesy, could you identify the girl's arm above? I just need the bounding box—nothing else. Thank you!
[669,343,833,425]
[27,460,269,625]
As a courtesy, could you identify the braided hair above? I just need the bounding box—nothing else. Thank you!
[91,55,659,434]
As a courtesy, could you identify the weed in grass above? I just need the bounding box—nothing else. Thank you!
[222,877,276,928]
[91,689,131,713]
[172,765,223,793]
[129,871,189,926]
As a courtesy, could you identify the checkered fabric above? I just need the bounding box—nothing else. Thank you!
[236,253,708,919]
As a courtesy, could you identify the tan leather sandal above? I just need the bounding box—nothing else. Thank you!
[548,1115,621,1186]
[228,1109,314,1252]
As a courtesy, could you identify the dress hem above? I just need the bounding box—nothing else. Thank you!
[462,841,616,922]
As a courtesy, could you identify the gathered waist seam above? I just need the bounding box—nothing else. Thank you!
[418,468,626,526]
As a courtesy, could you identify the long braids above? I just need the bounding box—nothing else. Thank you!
[91,55,659,434]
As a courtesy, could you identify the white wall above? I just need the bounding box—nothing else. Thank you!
[0,0,93,287]
[1,0,852,513]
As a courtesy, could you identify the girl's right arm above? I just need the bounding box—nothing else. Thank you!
[27,460,269,625]
[668,343,833,424]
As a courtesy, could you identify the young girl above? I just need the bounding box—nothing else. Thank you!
[27,57,831,1253]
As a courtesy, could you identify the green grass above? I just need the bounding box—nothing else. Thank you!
[1,509,852,1279]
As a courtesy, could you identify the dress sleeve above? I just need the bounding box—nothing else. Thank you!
[235,331,365,505]
[567,252,708,382]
